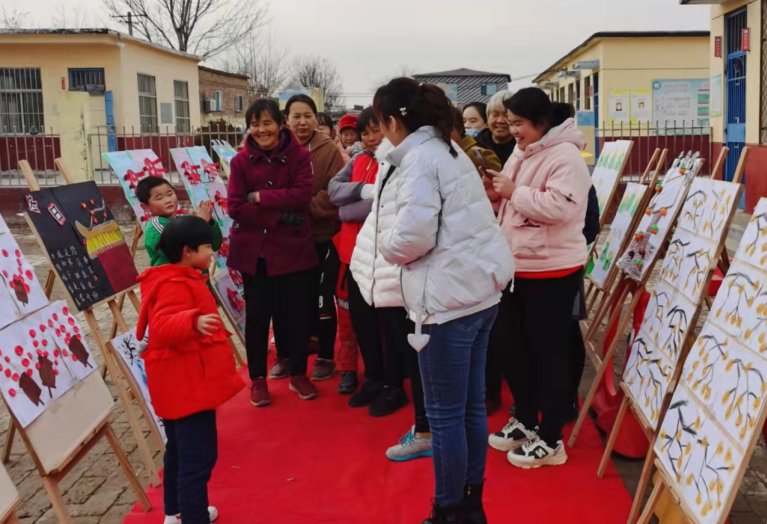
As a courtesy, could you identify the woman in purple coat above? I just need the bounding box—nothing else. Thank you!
[227,99,320,406]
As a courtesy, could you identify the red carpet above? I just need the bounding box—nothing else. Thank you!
[124,358,632,523]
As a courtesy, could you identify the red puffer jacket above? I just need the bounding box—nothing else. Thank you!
[136,264,244,420]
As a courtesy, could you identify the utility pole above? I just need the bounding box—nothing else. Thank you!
[112,12,147,36]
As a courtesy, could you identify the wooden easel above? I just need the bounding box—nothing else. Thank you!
[17,161,162,486]
[622,147,750,523]
[0,375,151,523]
[568,148,727,450]
[584,148,667,320]
[0,461,20,524]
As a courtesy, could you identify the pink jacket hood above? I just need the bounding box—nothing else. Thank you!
[498,118,592,273]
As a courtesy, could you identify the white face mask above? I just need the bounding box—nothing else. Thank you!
[465,128,482,138]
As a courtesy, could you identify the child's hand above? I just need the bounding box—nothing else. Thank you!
[195,201,214,222]
[196,314,221,336]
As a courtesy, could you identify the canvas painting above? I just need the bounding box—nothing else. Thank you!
[618,157,703,282]
[655,384,741,524]
[212,139,238,179]
[591,140,632,216]
[0,300,97,427]
[659,233,720,300]
[589,182,647,288]
[170,148,210,210]
[211,269,246,334]
[677,179,741,242]
[651,198,767,524]
[623,330,676,427]
[110,328,166,443]
[24,182,138,311]
[102,150,171,228]
[0,217,48,327]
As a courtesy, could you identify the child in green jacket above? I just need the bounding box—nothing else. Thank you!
[135,177,222,266]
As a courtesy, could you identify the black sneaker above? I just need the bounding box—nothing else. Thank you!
[369,386,408,417]
[338,371,359,394]
[348,381,383,408]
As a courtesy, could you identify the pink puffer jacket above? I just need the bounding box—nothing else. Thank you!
[498,119,591,273]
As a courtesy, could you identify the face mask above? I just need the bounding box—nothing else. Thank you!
[465,128,482,138]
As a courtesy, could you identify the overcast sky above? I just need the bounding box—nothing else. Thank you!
[3,0,710,105]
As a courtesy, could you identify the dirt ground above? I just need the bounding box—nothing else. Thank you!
[1,215,766,523]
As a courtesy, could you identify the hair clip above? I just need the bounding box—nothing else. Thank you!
[399,106,408,117]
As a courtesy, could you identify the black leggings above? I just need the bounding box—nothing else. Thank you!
[243,259,315,378]
[315,241,339,361]
[506,270,582,446]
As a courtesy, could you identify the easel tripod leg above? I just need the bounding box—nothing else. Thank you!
[628,450,657,524]
[1,422,14,463]
[106,424,152,511]
[598,396,629,478]
[635,477,662,524]
[41,475,74,524]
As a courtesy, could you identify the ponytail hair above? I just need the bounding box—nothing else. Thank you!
[504,87,574,134]
[373,77,458,157]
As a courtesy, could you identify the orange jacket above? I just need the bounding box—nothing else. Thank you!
[137,264,244,420]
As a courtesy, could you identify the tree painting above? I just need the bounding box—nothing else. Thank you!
[591,140,632,216]
[0,217,48,328]
[652,198,767,524]
[0,301,97,428]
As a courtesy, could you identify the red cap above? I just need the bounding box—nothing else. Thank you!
[338,114,359,132]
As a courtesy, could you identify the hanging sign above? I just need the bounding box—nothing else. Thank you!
[714,36,722,58]
[741,28,751,52]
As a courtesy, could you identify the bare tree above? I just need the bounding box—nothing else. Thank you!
[52,2,97,28]
[102,0,267,59]
[0,8,29,28]
[222,32,289,98]
[291,55,343,110]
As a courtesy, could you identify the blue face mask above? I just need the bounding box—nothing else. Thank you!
[465,127,482,138]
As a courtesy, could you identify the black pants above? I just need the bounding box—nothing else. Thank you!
[486,288,515,403]
[569,321,586,409]
[315,241,339,361]
[163,410,217,523]
[347,271,395,383]
[507,271,582,446]
[243,259,315,378]
[379,307,430,434]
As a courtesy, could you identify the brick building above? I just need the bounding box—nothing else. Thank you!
[198,66,250,127]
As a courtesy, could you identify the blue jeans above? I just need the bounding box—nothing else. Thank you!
[419,306,498,508]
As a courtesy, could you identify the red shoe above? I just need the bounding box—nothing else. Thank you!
[289,375,319,400]
[250,378,271,407]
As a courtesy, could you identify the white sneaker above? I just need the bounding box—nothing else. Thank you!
[488,417,537,452]
[163,506,219,523]
[507,436,568,469]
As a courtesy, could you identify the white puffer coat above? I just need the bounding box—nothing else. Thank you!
[350,139,404,308]
[360,126,514,326]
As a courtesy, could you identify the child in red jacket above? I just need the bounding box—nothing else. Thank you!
[137,215,244,524]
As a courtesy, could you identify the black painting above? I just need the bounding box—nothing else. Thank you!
[24,182,138,311]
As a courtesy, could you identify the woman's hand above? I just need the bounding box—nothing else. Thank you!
[489,170,515,199]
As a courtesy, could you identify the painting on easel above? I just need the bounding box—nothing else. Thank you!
[591,140,633,217]
[617,154,703,282]
[102,150,171,228]
[110,328,167,443]
[647,200,767,524]
[0,300,98,427]
[211,139,238,179]
[0,215,48,328]
[23,182,138,311]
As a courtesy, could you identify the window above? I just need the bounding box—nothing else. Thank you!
[235,94,244,113]
[213,90,223,112]
[137,73,158,133]
[0,68,44,134]
[68,68,105,92]
[584,76,592,110]
[575,81,581,111]
[568,83,575,105]
[174,80,190,133]
[481,84,497,97]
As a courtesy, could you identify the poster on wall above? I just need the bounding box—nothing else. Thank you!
[652,79,710,132]
[110,328,166,443]
[24,182,138,311]
[0,300,98,428]
[630,89,652,123]
[607,90,630,123]
[710,74,723,118]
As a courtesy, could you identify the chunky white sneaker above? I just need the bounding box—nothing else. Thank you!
[163,506,219,523]
[507,436,568,469]
[488,417,537,452]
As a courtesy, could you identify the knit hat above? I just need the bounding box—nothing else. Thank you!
[338,114,359,132]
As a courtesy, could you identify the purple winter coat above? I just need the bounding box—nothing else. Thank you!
[227,129,319,277]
